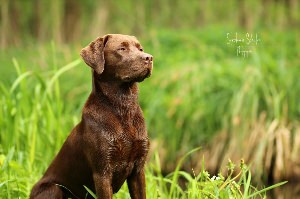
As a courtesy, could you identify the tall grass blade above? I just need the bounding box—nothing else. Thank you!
[45,59,81,96]
[246,181,288,199]
[83,185,97,199]
[9,71,32,93]
[168,147,201,198]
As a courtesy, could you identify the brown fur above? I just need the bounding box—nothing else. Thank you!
[30,34,153,199]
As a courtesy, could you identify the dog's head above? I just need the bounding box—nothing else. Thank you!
[80,34,153,82]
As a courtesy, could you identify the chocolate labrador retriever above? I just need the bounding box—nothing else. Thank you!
[30,34,153,199]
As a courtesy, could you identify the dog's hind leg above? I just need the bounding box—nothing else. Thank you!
[30,182,64,199]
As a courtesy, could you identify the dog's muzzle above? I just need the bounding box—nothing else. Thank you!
[142,53,153,65]
[142,53,153,78]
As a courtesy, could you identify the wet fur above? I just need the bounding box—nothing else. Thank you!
[30,34,153,199]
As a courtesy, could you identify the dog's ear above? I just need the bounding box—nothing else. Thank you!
[80,35,110,74]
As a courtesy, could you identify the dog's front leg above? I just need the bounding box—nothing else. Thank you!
[127,169,146,199]
[93,173,113,199]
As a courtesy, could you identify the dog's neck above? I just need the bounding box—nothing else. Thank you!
[92,71,139,111]
[95,81,139,101]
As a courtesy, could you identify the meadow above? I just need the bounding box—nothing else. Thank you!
[1,26,298,198]
[1,1,300,198]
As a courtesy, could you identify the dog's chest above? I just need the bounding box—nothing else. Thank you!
[107,133,149,192]
[110,110,149,167]
[109,134,149,169]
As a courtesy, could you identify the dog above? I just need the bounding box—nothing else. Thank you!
[30,34,153,199]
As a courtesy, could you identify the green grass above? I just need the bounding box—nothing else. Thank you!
[0,28,298,197]
[100,152,286,199]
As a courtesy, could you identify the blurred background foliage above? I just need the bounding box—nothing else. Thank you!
[1,0,300,197]
[1,0,299,47]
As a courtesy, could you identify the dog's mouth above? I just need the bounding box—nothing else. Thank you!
[133,68,151,82]
[121,67,152,83]
[141,64,153,79]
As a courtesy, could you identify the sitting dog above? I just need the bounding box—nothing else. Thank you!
[30,34,153,199]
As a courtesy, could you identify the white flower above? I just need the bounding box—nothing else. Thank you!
[211,176,221,181]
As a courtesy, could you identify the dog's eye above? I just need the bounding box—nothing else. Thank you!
[118,47,126,51]
[139,48,144,52]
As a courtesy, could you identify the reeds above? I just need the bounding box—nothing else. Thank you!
[202,115,300,183]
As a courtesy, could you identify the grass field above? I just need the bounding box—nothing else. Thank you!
[0,27,298,198]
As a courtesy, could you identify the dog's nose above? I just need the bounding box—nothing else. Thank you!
[142,53,153,62]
